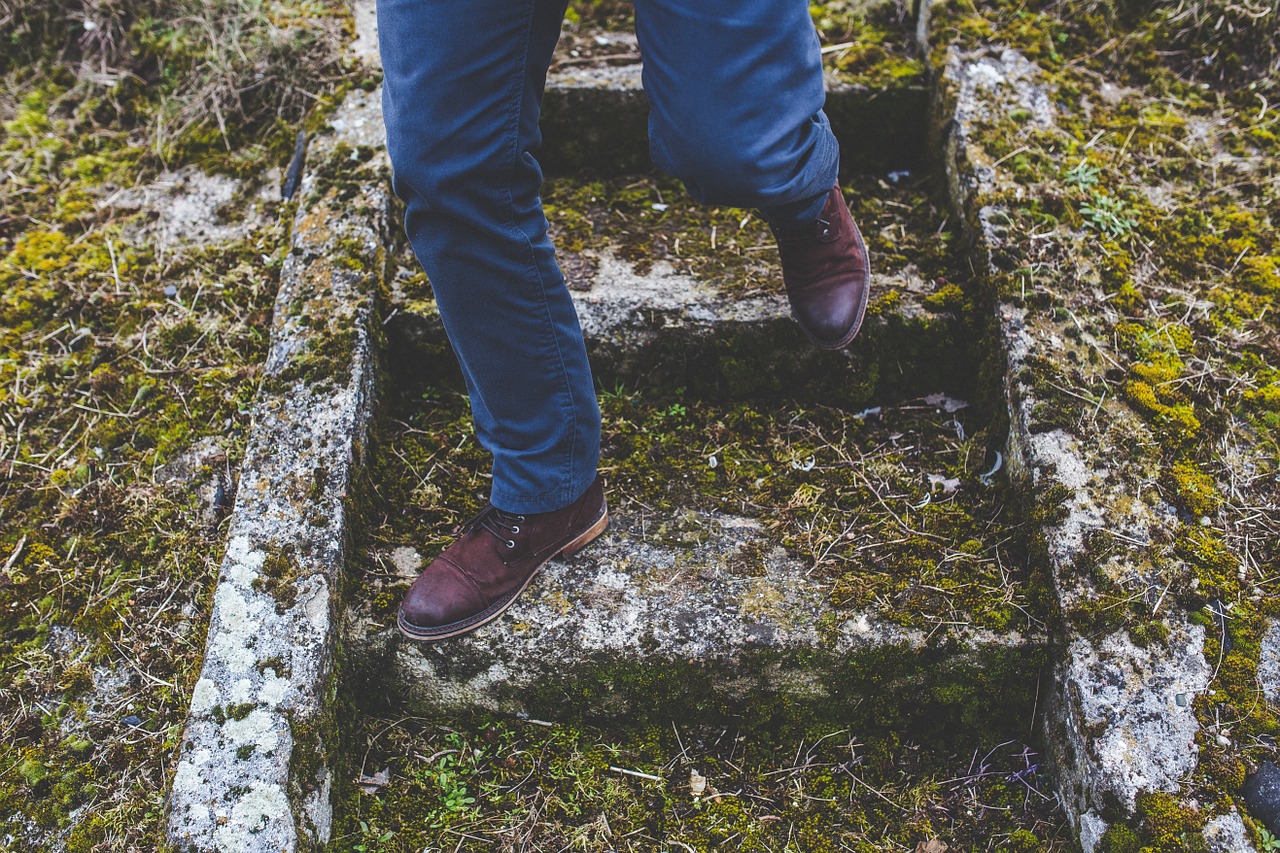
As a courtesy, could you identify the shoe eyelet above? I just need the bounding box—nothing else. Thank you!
[516,515,526,522]
[506,539,516,549]
[510,525,520,534]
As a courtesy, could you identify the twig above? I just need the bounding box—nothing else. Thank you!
[3,535,26,573]
[609,766,663,783]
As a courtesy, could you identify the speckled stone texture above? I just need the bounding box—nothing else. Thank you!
[349,510,1038,720]
[164,99,389,851]
[934,46,1241,851]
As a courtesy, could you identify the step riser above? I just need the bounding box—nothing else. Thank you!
[540,83,930,177]
[388,308,977,410]
[348,516,1044,734]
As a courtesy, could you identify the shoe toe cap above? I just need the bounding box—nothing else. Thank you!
[400,562,483,629]
[793,282,865,347]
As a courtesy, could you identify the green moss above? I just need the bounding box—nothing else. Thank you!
[1123,380,1201,441]
[1168,461,1222,519]
[253,545,303,614]
[272,327,358,389]
[923,282,967,312]
[1100,824,1142,853]
[1135,791,1205,845]
[331,704,1068,852]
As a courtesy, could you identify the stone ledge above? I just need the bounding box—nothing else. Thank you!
[935,45,1260,852]
[163,97,389,852]
[349,509,1044,728]
[388,244,968,408]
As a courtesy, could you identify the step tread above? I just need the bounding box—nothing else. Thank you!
[391,173,956,338]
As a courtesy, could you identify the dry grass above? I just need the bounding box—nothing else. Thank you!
[1156,0,1280,84]
[0,0,351,164]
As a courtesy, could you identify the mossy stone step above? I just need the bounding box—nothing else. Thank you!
[346,378,1046,731]
[387,171,978,410]
[351,511,1043,730]
[541,15,930,175]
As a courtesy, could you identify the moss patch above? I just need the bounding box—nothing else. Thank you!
[0,1,360,847]
[330,708,1072,852]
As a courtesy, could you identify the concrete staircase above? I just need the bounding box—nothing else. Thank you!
[164,2,1275,851]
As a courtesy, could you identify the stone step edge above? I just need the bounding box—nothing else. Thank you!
[163,89,390,852]
[351,508,1045,720]
[390,257,949,346]
[933,45,1255,853]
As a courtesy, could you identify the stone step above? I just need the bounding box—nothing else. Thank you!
[345,380,1046,731]
[541,20,930,176]
[387,170,977,410]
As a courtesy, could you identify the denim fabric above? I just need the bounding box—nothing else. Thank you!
[378,0,838,513]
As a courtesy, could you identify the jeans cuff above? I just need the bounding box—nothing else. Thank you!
[490,470,598,515]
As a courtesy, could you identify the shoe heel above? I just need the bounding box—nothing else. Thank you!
[560,510,609,559]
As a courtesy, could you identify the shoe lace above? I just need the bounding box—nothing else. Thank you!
[462,504,527,549]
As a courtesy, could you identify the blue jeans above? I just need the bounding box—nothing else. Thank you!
[378,0,840,513]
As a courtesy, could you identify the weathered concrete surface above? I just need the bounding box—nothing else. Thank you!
[935,46,1253,851]
[391,242,952,345]
[107,165,280,250]
[164,102,390,851]
[349,510,1041,724]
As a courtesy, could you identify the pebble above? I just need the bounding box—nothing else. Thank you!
[122,715,142,727]
[1242,760,1280,835]
[163,285,178,298]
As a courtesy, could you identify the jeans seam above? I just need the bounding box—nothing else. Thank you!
[501,0,579,508]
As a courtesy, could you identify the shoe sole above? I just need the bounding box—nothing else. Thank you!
[396,505,610,643]
[802,216,873,352]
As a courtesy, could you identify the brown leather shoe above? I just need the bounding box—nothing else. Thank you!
[771,185,871,350]
[397,476,608,641]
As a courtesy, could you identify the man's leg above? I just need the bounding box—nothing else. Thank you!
[633,0,870,349]
[379,0,608,641]
[379,0,600,515]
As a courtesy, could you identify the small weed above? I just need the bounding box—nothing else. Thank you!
[1261,829,1280,852]
[1065,158,1101,189]
[1080,193,1138,240]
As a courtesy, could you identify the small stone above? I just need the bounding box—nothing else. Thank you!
[163,284,178,298]
[1175,693,1187,707]
[122,715,142,726]
[1242,760,1280,835]
[689,769,707,797]
[1216,734,1230,747]
[388,546,423,578]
